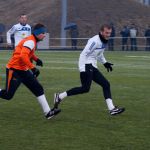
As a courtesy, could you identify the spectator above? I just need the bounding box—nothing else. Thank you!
[108,23,115,51]
[0,32,4,49]
[70,26,79,50]
[120,25,129,51]
[129,24,138,51]
[0,32,3,43]
[144,25,150,51]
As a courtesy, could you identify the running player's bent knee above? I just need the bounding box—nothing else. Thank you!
[4,95,13,100]
[0,90,14,100]
[81,86,90,93]
[2,93,13,100]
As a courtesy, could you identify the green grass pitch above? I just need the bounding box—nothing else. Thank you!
[0,50,150,150]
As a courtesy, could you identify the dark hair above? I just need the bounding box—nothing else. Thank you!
[33,23,45,30]
[20,14,27,17]
[100,24,112,31]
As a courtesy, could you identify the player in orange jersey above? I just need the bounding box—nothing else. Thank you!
[0,23,61,119]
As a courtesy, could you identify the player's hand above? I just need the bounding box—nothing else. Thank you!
[36,58,43,67]
[31,68,40,77]
[103,62,113,72]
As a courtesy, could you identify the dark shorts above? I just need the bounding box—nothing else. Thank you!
[0,68,44,100]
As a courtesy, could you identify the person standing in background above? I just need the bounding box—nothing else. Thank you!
[108,23,115,51]
[144,25,150,51]
[70,26,79,50]
[129,24,138,51]
[120,25,129,51]
[6,14,31,48]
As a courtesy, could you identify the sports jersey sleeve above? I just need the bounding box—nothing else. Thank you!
[31,54,38,62]
[31,54,38,61]
[82,39,97,55]
[20,41,35,69]
[97,53,107,64]
[23,40,35,50]
[6,25,16,44]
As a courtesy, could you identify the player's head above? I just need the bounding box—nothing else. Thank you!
[19,14,28,26]
[32,23,46,41]
[100,24,112,40]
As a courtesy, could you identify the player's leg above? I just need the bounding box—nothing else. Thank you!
[22,70,60,119]
[0,68,21,100]
[93,67,112,99]
[54,64,93,108]
[92,67,125,115]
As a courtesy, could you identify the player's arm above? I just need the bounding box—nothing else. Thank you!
[21,40,36,69]
[21,42,43,68]
[30,54,38,62]
[31,54,43,67]
[20,46,35,69]
[6,25,16,45]
[21,47,40,77]
[97,52,107,64]
[97,52,113,72]
[21,49,40,76]
[82,39,97,56]
[20,42,40,77]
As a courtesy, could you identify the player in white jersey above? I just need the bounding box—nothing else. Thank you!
[6,14,31,47]
[54,24,125,116]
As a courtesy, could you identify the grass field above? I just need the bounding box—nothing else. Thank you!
[0,50,150,150]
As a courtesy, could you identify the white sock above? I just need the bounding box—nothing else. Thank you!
[106,98,115,110]
[59,92,67,100]
[0,88,1,92]
[37,94,50,115]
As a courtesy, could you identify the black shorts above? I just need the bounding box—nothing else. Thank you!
[0,68,44,100]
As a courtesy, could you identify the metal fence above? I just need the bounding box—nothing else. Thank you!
[44,36,150,51]
[0,35,149,51]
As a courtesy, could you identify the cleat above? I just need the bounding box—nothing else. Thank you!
[110,106,125,116]
[54,93,62,108]
[45,108,61,119]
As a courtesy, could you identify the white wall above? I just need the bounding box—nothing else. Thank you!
[37,33,50,50]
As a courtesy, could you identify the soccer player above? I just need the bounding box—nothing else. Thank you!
[6,14,31,47]
[0,23,61,119]
[54,24,125,116]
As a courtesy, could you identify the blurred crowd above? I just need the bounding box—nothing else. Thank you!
[108,23,150,51]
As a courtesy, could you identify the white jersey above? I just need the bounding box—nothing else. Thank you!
[79,35,107,72]
[7,23,31,46]
[130,28,137,38]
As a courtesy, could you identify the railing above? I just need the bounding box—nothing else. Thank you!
[0,35,149,51]
[46,37,150,51]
